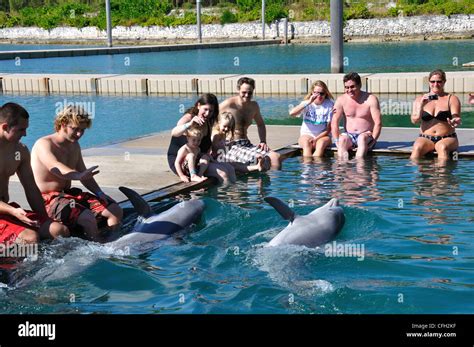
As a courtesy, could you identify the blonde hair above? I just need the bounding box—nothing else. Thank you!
[213,111,235,140]
[186,126,203,139]
[305,80,334,101]
[54,105,92,132]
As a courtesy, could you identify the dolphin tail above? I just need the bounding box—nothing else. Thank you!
[119,186,152,218]
[264,197,296,222]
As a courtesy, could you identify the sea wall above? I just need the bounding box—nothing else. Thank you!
[0,14,472,42]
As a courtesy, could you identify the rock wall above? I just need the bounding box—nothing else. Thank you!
[0,14,472,41]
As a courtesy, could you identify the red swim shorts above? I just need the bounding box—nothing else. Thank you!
[0,202,46,245]
[42,188,111,231]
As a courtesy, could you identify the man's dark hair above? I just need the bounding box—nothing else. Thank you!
[343,72,362,87]
[237,77,255,90]
[0,102,30,128]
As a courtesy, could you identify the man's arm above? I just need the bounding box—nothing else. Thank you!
[33,139,98,181]
[253,103,269,151]
[0,201,15,215]
[219,99,231,113]
[76,154,104,196]
[16,146,48,217]
[331,98,344,141]
[370,95,382,140]
[0,200,39,227]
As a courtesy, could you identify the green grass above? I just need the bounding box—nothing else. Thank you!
[0,0,472,29]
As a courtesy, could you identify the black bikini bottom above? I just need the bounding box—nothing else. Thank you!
[419,133,457,144]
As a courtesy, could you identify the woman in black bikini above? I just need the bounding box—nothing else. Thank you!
[410,69,462,160]
[167,93,236,184]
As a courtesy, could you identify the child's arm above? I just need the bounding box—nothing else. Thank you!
[211,133,224,155]
[175,146,190,183]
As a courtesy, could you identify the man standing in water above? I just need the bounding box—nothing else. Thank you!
[219,77,281,170]
[31,105,123,242]
[331,72,382,159]
[0,102,69,248]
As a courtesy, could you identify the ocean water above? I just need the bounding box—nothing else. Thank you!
[1,156,473,314]
[1,40,473,74]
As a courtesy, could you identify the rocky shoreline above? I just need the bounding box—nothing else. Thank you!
[0,14,472,45]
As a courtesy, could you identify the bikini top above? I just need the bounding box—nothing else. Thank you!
[421,94,452,122]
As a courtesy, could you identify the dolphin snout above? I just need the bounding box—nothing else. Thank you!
[327,198,339,208]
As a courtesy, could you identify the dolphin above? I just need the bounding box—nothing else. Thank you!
[109,186,205,251]
[264,197,345,248]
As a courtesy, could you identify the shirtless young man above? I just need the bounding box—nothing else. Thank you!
[219,77,281,170]
[31,105,123,242]
[0,103,69,249]
[331,72,382,159]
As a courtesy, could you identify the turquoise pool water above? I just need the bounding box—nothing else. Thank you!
[1,94,472,151]
[1,156,473,314]
[0,94,196,149]
[1,40,473,74]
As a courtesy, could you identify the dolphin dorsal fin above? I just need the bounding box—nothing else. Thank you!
[119,186,152,218]
[264,197,296,223]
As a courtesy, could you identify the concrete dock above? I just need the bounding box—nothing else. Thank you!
[1,72,473,95]
[0,39,281,61]
[8,125,474,208]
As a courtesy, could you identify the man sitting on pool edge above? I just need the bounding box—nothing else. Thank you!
[219,77,281,170]
[331,72,382,159]
[31,105,123,242]
[0,102,70,248]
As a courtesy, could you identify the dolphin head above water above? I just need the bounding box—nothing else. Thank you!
[265,197,345,248]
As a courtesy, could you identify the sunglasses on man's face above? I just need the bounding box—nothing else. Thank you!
[429,80,444,84]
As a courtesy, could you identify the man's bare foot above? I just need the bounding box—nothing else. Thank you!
[191,174,207,182]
